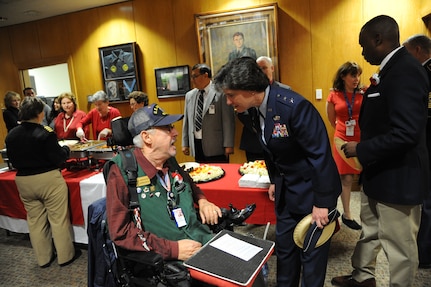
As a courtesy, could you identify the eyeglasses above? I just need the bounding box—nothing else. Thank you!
[191,73,203,79]
[153,124,175,133]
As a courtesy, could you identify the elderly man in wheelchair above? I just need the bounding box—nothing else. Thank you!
[100,104,261,287]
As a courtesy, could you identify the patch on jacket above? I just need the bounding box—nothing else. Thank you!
[272,123,289,138]
[44,125,54,133]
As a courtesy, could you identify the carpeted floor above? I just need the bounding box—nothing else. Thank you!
[0,192,430,286]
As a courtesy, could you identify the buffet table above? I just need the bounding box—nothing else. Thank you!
[0,167,106,244]
[197,163,276,225]
[0,163,275,245]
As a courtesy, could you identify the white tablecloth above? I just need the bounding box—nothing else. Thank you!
[0,172,106,244]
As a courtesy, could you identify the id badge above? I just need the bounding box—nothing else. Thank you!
[208,104,215,114]
[172,207,187,227]
[345,120,355,137]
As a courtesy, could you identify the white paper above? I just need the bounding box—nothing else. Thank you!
[209,234,262,261]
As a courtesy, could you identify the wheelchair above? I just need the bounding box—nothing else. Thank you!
[87,197,258,287]
[88,117,262,287]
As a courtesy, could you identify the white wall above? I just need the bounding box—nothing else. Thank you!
[28,63,71,98]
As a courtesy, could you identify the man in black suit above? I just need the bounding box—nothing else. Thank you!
[403,34,431,270]
[332,16,429,287]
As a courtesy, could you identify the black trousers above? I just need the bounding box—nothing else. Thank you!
[194,138,229,163]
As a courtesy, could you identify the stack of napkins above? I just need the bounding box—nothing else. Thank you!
[256,175,271,188]
[239,174,270,189]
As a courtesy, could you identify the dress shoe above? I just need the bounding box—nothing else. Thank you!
[331,275,376,287]
[59,248,82,267]
[419,262,431,269]
[342,214,362,230]
[40,253,57,268]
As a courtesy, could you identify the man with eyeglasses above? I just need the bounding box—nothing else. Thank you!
[182,63,235,163]
[106,103,223,262]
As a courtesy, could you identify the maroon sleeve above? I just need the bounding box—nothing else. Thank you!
[106,164,179,260]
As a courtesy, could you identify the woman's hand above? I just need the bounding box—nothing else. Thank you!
[97,128,111,140]
[268,184,275,201]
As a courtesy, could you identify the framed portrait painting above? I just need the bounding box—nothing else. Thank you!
[195,4,278,79]
[99,42,140,102]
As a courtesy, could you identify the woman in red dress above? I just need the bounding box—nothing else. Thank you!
[326,62,365,230]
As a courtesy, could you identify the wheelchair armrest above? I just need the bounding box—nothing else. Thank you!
[120,250,164,269]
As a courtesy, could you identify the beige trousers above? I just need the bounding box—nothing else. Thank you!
[352,191,421,287]
[15,169,74,266]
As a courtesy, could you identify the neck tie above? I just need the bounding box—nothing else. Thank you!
[195,90,204,131]
[249,108,261,134]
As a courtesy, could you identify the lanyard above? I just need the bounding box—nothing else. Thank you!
[157,171,171,192]
[343,91,356,120]
[63,115,75,132]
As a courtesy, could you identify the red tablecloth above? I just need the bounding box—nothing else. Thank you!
[0,169,100,225]
[197,164,276,225]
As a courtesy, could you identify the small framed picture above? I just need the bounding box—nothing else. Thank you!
[154,65,190,98]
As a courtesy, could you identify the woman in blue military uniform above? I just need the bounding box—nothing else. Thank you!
[213,57,341,287]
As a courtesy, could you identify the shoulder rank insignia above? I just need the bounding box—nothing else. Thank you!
[44,126,54,133]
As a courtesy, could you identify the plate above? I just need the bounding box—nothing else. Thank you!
[188,165,225,183]
[334,137,362,171]
[179,162,200,171]
[58,139,79,147]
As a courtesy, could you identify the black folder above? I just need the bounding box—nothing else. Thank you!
[184,229,274,286]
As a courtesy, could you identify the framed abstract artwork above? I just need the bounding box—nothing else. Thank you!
[99,42,140,101]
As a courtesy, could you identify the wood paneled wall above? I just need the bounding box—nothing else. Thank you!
[0,0,428,164]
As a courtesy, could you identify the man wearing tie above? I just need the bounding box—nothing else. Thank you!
[182,63,235,163]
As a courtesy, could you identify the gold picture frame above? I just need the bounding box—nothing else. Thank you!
[195,3,278,79]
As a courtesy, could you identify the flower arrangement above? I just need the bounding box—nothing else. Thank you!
[370,73,380,86]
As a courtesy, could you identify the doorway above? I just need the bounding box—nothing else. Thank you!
[21,63,72,106]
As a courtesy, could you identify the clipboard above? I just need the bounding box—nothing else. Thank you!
[184,230,274,287]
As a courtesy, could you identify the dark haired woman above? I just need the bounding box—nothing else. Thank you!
[326,61,365,230]
[128,90,149,112]
[5,96,80,268]
[48,96,61,129]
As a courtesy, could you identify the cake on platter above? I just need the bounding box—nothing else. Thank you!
[238,160,270,188]
[239,160,269,176]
